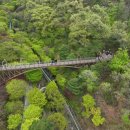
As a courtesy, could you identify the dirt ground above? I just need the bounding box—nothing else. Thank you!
[0,84,8,130]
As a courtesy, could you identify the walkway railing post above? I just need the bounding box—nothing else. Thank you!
[0,56,112,71]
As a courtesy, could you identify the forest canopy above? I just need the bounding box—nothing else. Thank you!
[1,0,130,130]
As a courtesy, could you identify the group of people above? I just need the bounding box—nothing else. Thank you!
[96,49,113,60]
[102,50,112,55]
[51,59,57,63]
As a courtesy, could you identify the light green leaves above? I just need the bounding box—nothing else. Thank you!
[8,114,22,130]
[27,87,47,108]
[6,79,28,100]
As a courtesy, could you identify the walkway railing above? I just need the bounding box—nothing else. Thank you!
[0,56,112,71]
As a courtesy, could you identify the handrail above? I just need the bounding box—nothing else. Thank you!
[0,56,112,71]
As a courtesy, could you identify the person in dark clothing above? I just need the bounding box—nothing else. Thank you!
[96,51,102,61]
[106,50,109,55]
[54,59,57,62]
[51,60,54,63]
[109,49,112,55]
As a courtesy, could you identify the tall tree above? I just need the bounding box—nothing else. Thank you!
[27,87,47,108]
[23,105,42,120]
[109,49,129,72]
[48,112,67,130]
[5,101,24,115]
[29,119,54,130]
[45,81,65,111]
[67,78,83,95]
[82,94,95,118]
[79,69,98,93]
[25,69,43,83]
[6,79,28,100]
[7,114,22,130]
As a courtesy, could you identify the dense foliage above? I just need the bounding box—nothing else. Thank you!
[47,113,67,130]
[5,101,23,115]
[121,110,130,126]
[29,119,54,130]
[109,49,129,72]
[82,94,105,126]
[21,105,42,130]
[27,87,47,108]
[6,79,28,100]
[45,81,65,111]
[23,105,42,120]
[82,94,96,118]
[25,69,43,83]
[7,114,22,130]
[1,0,130,129]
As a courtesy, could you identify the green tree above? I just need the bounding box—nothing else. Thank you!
[29,119,54,130]
[56,74,66,90]
[122,110,130,126]
[21,119,37,130]
[67,78,83,95]
[7,114,22,130]
[68,5,110,57]
[99,82,116,105]
[23,105,42,120]
[79,69,98,93]
[48,113,67,130]
[109,49,129,72]
[82,94,95,118]
[6,79,28,100]
[25,69,43,83]
[82,95,105,126]
[107,0,126,22]
[25,1,53,35]
[91,107,105,126]
[5,101,24,115]
[22,104,42,130]
[0,38,39,63]
[69,8,110,44]
[108,21,129,49]
[27,87,47,108]
[0,21,7,34]
[0,41,21,62]
[45,81,65,111]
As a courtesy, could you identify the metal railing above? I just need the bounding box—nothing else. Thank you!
[0,56,112,71]
[0,57,111,71]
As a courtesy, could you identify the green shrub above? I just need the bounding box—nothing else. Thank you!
[27,87,47,108]
[122,110,130,126]
[56,74,66,90]
[22,119,36,130]
[91,107,105,126]
[48,113,67,130]
[5,101,23,115]
[0,21,7,34]
[24,105,42,120]
[29,119,54,130]
[82,94,95,118]
[109,49,129,72]
[7,114,22,130]
[100,82,117,105]
[6,79,28,100]
[45,81,65,111]
[25,69,42,83]
[67,78,83,95]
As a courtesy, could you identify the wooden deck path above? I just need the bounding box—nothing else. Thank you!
[0,56,112,72]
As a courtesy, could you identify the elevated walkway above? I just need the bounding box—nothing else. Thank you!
[0,56,112,85]
[0,56,111,71]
